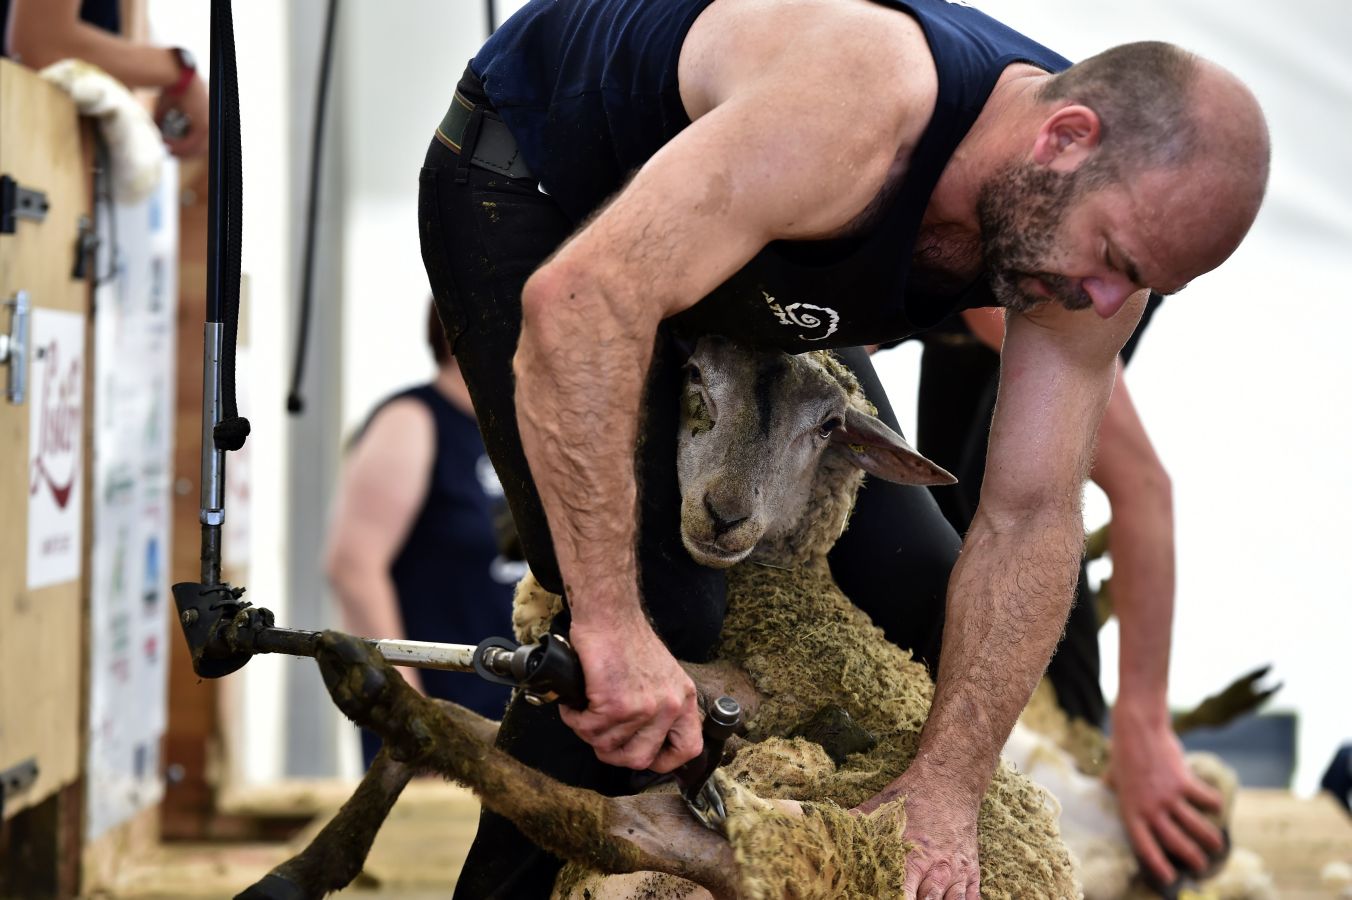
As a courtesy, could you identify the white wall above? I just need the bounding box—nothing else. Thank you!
[338,1,491,437]
[878,1,1352,793]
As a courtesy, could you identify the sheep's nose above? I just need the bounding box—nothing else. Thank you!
[704,494,748,538]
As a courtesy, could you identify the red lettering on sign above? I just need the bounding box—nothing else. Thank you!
[29,339,82,509]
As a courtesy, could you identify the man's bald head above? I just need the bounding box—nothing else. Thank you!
[1041,42,1268,170]
[1039,42,1269,224]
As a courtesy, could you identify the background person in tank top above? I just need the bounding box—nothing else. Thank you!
[325,301,523,769]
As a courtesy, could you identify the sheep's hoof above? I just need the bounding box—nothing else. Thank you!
[789,705,877,765]
[315,631,394,727]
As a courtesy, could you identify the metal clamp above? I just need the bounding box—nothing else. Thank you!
[0,291,30,404]
[0,174,49,233]
[0,757,40,819]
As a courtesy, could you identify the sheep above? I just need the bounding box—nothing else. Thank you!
[1008,683,1277,900]
[244,337,1081,899]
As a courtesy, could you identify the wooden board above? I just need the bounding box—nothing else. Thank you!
[0,58,92,821]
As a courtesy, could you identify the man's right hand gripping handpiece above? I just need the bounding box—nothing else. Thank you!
[562,612,703,772]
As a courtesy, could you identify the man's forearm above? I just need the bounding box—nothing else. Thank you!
[1090,370,1176,720]
[1107,480,1175,719]
[912,507,1085,799]
[515,266,658,625]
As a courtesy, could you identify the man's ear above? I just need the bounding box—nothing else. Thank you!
[831,406,957,486]
[1032,104,1102,173]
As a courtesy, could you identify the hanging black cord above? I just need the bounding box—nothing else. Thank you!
[284,0,341,415]
[485,0,497,34]
[209,0,251,451]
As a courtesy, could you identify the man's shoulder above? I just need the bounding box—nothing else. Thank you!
[680,0,938,136]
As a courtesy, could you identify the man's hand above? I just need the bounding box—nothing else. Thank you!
[559,614,702,773]
[1109,705,1225,886]
[155,73,209,158]
[854,768,981,899]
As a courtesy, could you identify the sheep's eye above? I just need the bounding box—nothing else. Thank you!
[686,365,703,386]
[818,416,843,439]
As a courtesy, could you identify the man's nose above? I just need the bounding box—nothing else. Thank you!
[1080,276,1135,319]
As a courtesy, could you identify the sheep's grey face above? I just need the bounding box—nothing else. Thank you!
[677,339,852,568]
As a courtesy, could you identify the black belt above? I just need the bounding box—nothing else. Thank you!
[435,90,534,180]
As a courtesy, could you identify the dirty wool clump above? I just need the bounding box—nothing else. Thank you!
[710,563,1079,898]
[718,772,909,900]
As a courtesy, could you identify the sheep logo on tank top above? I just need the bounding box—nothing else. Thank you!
[762,291,840,342]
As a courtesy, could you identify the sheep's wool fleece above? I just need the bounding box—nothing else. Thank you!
[711,562,1080,898]
[1019,679,1111,777]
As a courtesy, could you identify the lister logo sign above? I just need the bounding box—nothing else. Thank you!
[27,308,85,589]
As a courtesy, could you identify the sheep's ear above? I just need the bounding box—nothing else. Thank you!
[832,406,957,486]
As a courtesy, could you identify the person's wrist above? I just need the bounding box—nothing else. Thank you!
[572,602,651,637]
[901,752,986,811]
[1113,693,1171,732]
[165,46,197,98]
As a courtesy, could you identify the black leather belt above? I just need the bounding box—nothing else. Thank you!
[435,90,534,180]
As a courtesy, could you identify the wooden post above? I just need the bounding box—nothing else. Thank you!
[0,58,94,897]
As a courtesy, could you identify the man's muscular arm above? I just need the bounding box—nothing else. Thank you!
[515,4,935,772]
[955,306,1224,882]
[860,293,1147,897]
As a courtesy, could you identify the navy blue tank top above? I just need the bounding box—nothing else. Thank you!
[364,385,525,721]
[471,0,1069,351]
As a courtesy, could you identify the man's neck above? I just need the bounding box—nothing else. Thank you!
[923,64,1051,240]
[908,64,1050,295]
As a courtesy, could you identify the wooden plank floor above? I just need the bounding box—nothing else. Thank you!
[103,786,1352,898]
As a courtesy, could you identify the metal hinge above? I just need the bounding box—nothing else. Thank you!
[1,291,31,404]
[0,174,50,233]
[0,757,40,819]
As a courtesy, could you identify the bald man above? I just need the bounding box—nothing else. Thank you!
[417,1,1270,896]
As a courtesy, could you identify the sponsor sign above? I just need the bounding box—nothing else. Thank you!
[27,308,86,589]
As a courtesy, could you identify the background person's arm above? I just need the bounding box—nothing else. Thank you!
[324,400,436,693]
[515,3,938,774]
[8,0,209,156]
[1095,371,1225,883]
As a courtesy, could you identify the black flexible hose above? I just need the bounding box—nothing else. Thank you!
[209,0,251,451]
[284,0,341,415]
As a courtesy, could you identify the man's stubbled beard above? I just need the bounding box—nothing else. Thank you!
[978,162,1095,313]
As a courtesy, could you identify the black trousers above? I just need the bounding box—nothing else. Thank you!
[419,73,961,899]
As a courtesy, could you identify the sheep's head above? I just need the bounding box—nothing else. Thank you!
[677,337,955,568]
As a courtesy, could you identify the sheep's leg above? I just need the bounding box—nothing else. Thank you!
[234,748,416,900]
[310,631,744,897]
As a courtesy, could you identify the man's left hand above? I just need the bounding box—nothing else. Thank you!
[1109,705,1225,886]
[854,768,981,899]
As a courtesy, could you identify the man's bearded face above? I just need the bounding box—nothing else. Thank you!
[977,162,1095,313]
